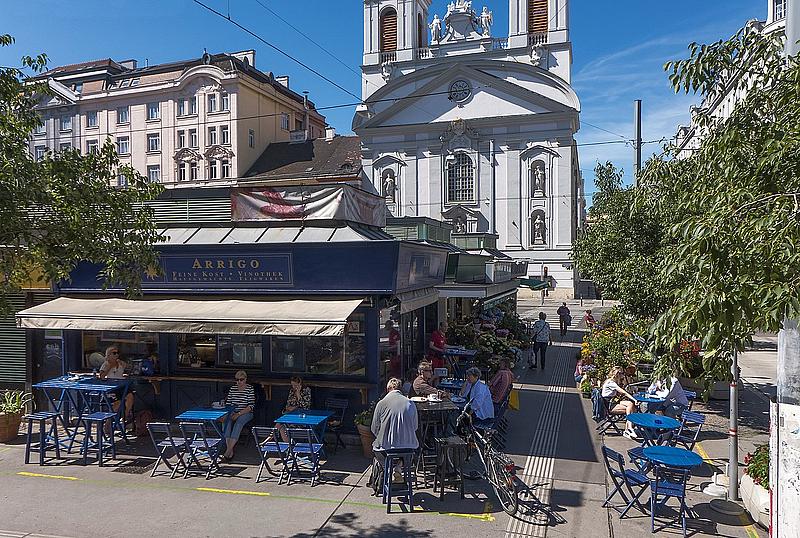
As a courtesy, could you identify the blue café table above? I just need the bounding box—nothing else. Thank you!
[175,407,232,438]
[437,378,465,393]
[642,446,703,469]
[627,413,681,447]
[33,375,131,446]
[275,409,334,446]
[633,393,666,405]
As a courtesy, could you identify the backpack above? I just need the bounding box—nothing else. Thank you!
[134,409,154,437]
[591,388,606,423]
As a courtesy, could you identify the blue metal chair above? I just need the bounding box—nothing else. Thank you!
[627,446,653,474]
[179,422,224,480]
[78,411,118,466]
[286,427,324,486]
[601,446,650,519]
[252,426,291,484]
[380,448,416,513]
[147,422,188,479]
[596,396,627,435]
[23,411,62,466]
[670,411,706,451]
[683,390,697,411]
[324,397,349,455]
[651,464,691,537]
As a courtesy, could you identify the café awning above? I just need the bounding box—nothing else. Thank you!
[15,296,365,337]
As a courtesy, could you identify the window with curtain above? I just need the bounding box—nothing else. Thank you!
[447,153,475,203]
[528,0,548,34]
[380,8,398,52]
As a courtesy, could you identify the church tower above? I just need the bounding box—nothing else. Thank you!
[355,0,583,298]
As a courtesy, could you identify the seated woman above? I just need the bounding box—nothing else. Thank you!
[574,355,594,383]
[98,346,135,423]
[279,376,312,441]
[223,370,256,461]
[601,367,638,439]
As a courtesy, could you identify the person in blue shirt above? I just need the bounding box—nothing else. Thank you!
[459,367,495,428]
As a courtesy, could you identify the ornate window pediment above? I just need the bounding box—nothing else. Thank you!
[442,204,479,233]
[440,118,478,152]
[174,147,202,163]
[204,144,234,161]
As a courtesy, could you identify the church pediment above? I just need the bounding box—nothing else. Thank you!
[354,60,579,131]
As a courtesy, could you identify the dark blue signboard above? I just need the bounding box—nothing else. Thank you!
[146,253,293,288]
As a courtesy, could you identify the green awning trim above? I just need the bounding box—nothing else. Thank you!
[519,278,548,291]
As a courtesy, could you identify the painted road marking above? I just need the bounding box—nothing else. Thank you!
[196,487,270,497]
[12,470,494,523]
[17,471,81,481]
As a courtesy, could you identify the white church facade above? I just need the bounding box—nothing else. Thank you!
[354,0,584,297]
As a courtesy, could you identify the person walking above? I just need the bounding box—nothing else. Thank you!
[557,302,571,336]
[529,312,553,370]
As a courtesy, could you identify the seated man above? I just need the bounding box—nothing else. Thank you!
[371,378,419,483]
[460,367,495,428]
[412,362,449,399]
[645,376,689,418]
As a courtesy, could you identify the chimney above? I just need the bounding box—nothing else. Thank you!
[275,76,289,88]
[119,59,137,70]
[325,127,336,141]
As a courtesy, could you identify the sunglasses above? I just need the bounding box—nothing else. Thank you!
[236,377,246,381]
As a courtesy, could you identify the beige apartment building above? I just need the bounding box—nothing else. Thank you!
[29,50,327,186]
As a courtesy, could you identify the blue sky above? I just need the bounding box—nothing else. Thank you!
[1,0,765,200]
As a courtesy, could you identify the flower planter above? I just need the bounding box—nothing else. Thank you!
[356,423,375,459]
[740,473,770,529]
[0,412,22,443]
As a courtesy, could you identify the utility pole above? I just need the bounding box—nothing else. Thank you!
[729,349,739,501]
[774,4,800,536]
[633,99,642,186]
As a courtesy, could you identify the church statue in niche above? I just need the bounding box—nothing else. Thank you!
[532,213,546,244]
[382,169,396,203]
[532,163,546,196]
[452,214,467,233]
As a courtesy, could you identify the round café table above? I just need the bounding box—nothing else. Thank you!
[642,446,703,469]
[633,393,666,405]
[627,413,681,447]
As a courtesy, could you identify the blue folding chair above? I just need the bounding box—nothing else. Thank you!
[596,396,627,435]
[252,426,291,484]
[670,411,706,451]
[683,390,697,411]
[179,422,224,480]
[147,422,189,479]
[324,397,349,455]
[651,464,691,537]
[287,427,324,486]
[601,446,650,519]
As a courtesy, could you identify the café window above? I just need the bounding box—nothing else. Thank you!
[81,331,159,374]
[176,334,264,369]
[271,312,367,376]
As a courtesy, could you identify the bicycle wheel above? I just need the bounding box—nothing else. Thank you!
[490,454,519,516]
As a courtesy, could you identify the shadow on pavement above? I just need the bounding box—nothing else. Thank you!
[290,513,435,538]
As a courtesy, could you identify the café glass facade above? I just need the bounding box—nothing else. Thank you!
[18,231,448,424]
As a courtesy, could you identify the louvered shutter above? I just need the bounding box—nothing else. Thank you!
[380,9,398,52]
[528,0,548,34]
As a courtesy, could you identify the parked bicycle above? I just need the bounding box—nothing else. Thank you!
[457,404,519,515]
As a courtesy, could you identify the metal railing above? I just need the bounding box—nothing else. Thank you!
[529,32,548,47]
[379,51,397,63]
[492,38,509,50]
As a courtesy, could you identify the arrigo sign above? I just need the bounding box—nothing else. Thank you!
[146,254,293,288]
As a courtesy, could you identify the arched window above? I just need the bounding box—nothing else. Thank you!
[528,0,548,34]
[380,8,398,52]
[447,153,475,203]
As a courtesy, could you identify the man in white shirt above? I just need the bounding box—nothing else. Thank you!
[460,367,495,428]
[646,376,689,418]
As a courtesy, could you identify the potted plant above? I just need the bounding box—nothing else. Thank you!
[741,444,770,529]
[353,401,377,458]
[0,390,32,443]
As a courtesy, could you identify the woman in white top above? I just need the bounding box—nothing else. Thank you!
[601,367,638,439]
[98,346,134,422]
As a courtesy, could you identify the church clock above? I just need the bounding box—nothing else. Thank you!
[448,79,472,103]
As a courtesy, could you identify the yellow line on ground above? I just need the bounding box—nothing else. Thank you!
[695,442,713,462]
[440,511,496,522]
[17,471,81,481]
[195,487,271,497]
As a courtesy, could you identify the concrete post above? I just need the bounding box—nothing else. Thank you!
[774,318,800,537]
